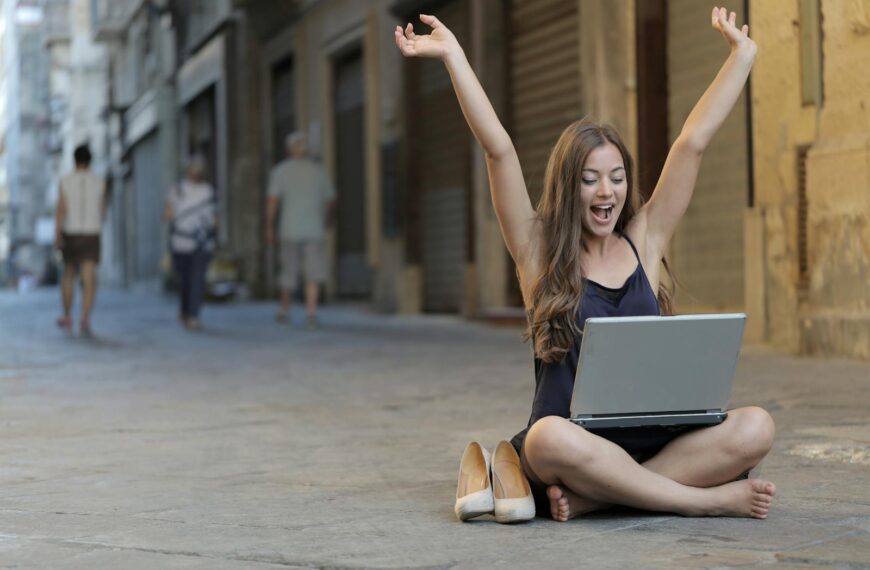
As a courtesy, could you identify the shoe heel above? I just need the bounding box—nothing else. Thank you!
[491,440,535,523]
[454,442,494,521]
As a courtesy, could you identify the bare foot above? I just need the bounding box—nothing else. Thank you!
[56,316,72,331]
[690,479,776,519]
[546,485,606,522]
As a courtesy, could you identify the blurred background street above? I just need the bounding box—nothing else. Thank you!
[0,0,868,567]
[0,0,867,356]
[0,288,868,568]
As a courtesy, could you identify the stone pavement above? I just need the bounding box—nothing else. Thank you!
[0,288,868,569]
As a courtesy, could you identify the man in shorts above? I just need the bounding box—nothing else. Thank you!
[265,132,335,328]
[54,144,107,336]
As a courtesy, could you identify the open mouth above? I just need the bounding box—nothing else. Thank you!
[590,205,614,224]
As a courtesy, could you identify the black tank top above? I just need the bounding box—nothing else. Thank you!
[511,234,660,451]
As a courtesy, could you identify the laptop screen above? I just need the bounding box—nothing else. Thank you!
[572,314,745,416]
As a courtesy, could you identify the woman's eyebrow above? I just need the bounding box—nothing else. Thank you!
[581,166,625,174]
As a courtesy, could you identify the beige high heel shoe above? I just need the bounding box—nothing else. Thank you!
[454,442,494,521]
[491,440,535,523]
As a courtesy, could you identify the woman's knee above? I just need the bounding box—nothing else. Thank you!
[725,406,776,461]
[523,416,595,473]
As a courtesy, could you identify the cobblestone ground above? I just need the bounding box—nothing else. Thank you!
[0,288,868,569]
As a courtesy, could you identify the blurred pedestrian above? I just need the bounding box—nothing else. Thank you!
[54,144,107,336]
[164,155,217,331]
[265,132,335,329]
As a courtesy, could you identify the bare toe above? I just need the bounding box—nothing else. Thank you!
[746,479,777,518]
[547,486,564,520]
[753,480,776,496]
[546,485,605,521]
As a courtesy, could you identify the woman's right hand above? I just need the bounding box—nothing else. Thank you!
[394,14,460,61]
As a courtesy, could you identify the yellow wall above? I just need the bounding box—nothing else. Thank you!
[749,0,813,352]
[803,1,870,357]
[668,0,749,314]
[750,0,870,358]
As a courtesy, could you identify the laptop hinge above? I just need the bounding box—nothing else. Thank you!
[576,410,713,419]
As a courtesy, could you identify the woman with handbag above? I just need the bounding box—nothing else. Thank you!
[164,155,217,330]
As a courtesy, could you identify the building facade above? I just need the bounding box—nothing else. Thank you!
[750,0,870,358]
[0,0,53,285]
[91,0,178,288]
[9,0,856,359]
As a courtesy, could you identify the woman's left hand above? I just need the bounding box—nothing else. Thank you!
[712,6,756,57]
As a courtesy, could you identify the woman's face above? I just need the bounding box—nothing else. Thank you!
[578,142,627,238]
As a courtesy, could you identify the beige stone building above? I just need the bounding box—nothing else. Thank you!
[248,0,866,359]
[750,0,869,359]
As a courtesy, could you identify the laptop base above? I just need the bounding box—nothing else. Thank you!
[571,411,728,429]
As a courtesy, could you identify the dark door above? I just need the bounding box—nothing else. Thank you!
[185,87,217,188]
[334,50,371,297]
[506,0,580,306]
[405,0,471,312]
[636,0,669,200]
[133,132,162,280]
[272,56,295,164]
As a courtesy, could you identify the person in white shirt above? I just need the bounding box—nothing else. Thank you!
[265,132,335,328]
[163,155,217,330]
[54,144,107,336]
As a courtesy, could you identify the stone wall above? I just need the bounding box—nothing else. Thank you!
[750,0,869,359]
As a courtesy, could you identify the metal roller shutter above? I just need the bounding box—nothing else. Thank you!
[506,0,580,304]
[335,51,371,297]
[667,0,748,310]
[509,0,580,206]
[407,0,470,313]
[132,132,162,281]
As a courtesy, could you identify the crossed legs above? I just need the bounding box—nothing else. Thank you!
[523,406,776,521]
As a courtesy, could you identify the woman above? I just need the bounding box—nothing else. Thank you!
[164,155,217,331]
[395,7,776,521]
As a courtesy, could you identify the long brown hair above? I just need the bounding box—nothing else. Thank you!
[525,119,675,363]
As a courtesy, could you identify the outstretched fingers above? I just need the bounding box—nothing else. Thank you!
[394,26,406,53]
[419,13,443,29]
[394,25,416,56]
[717,7,733,31]
[712,7,722,34]
[712,6,751,43]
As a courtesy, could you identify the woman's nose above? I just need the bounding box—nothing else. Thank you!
[597,180,614,197]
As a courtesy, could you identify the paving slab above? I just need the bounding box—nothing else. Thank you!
[0,288,868,569]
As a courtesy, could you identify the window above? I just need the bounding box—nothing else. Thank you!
[799,0,824,106]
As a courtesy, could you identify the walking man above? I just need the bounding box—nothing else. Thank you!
[265,132,335,328]
[54,144,107,336]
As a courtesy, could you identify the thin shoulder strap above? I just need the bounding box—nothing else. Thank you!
[621,233,642,263]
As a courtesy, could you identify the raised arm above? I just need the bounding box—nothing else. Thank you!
[640,7,756,257]
[395,15,537,264]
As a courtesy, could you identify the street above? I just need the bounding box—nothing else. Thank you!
[0,288,868,569]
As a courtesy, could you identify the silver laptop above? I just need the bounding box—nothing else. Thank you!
[570,314,746,429]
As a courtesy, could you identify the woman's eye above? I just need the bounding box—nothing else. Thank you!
[582,179,596,185]
[611,178,625,184]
